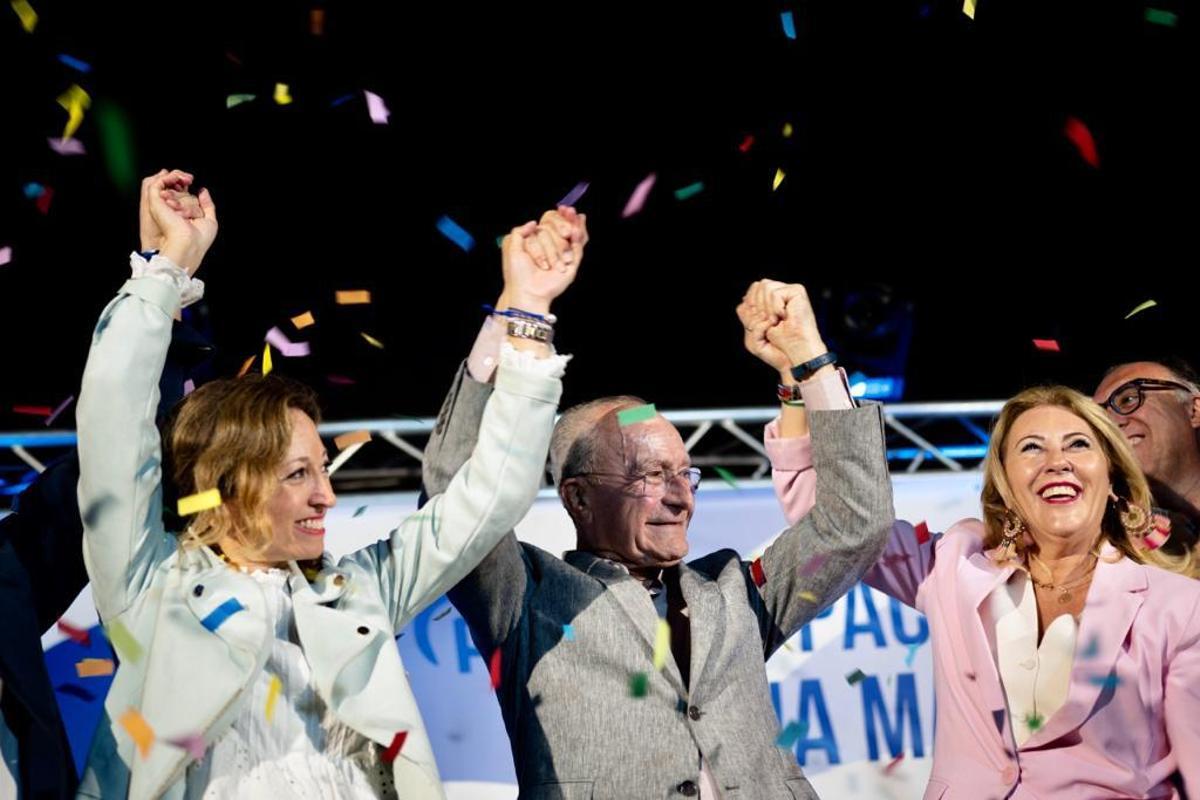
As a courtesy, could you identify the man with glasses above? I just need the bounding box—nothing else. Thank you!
[422,263,894,797]
[1093,358,1200,556]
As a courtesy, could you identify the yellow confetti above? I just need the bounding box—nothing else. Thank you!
[56,84,92,141]
[76,658,115,678]
[782,122,794,138]
[773,168,786,191]
[273,82,293,105]
[336,290,371,305]
[262,343,273,376]
[105,620,144,663]
[799,591,818,602]
[119,709,155,758]
[360,332,384,349]
[265,674,283,720]
[652,619,671,671]
[334,430,372,451]
[178,488,222,517]
[10,0,36,32]
[1124,299,1157,320]
[291,310,315,329]
[963,0,976,18]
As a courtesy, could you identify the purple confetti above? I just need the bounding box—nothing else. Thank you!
[265,326,311,357]
[557,180,589,208]
[44,395,75,426]
[48,137,86,155]
[621,173,657,218]
[364,90,390,124]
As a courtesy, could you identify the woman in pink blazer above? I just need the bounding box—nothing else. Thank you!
[738,285,1200,799]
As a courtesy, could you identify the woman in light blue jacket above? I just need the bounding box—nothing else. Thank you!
[76,169,588,799]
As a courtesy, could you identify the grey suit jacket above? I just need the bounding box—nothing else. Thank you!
[424,364,894,800]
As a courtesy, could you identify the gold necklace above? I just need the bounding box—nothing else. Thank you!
[1029,556,1097,605]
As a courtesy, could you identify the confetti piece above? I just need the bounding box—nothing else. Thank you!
[291,311,315,329]
[845,668,866,685]
[119,709,155,757]
[617,404,657,426]
[336,290,371,304]
[652,619,671,671]
[1064,117,1099,168]
[674,182,705,201]
[56,683,96,702]
[166,734,206,760]
[1023,711,1044,731]
[904,642,922,668]
[265,674,283,720]
[364,90,390,124]
[56,84,92,141]
[1089,673,1120,690]
[237,354,256,377]
[433,606,454,621]
[962,0,976,18]
[780,10,796,39]
[0,246,10,265]
[57,619,91,646]
[915,521,930,544]
[1124,299,1157,319]
[436,215,475,252]
[381,731,408,763]
[738,134,755,153]
[200,598,246,632]
[58,53,92,72]
[800,553,828,577]
[13,405,52,416]
[750,558,767,587]
[35,186,54,214]
[48,137,86,155]
[1079,635,1099,659]
[10,0,36,32]
[713,466,739,489]
[629,671,648,697]
[489,649,502,690]
[353,505,368,517]
[799,591,818,602]
[310,7,325,35]
[1145,8,1177,26]
[95,100,137,193]
[183,379,195,396]
[327,374,355,385]
[226,93,257,109]
[622,173,657,218]
[562,624,575,641]
[45,395,75,426]
[1144,526,1170,551]
[883,753,905,775]
[776,720,807,748]
[558,180,590,208]
[23,182,44,199]
[772,168,786,191]
[330,93,355,107]
[782,122,794,138]
[262,343,273,376]
[265,326,310,357]
[335,430,371,450]
[178,488,222,517]
[1032,338,1061,352]
[273,83,293,105]
[76,658,115,678]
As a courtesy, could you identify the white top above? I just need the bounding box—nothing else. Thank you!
[0,679,20,800]
[986,570,1078,747]
[183,568,396,799]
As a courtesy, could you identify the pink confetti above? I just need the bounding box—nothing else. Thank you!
[166,734,207,760]
[1032,339,1061,352]
[265,326,311,357]
[48,136,86,155]
[621,173,657,218]
[1064,117,1099,168]
[364,90,390,124]
[883,753,905,775]
[44,395,75,426]
[326,374,356,385]
[183,379,196,396]
[0,246,10,266]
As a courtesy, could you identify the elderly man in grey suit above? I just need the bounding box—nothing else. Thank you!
[423,215,893,799]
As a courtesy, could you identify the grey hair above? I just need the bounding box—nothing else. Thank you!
[549,395,648,485]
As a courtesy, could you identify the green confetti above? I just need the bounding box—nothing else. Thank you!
[353,505,368,517]
[226,93,257,108]
[1124,299,1158,319]
[776,720,808,748]
[629,671,648,697]
[1145,8,1178,26]
[845,668,866,685]
[673,181,705,201]
[95,100,136,194]
[1023,711,1044,731]
[104,619,144,664]
[712,466,739,489]
[616,404,657,427]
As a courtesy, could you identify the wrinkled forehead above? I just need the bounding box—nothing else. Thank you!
[594,414,688,471]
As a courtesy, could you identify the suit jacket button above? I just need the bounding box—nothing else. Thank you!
[193,585,204,597]
[677,781,698,796]
[688,705,702,721]
[357,626,369,635]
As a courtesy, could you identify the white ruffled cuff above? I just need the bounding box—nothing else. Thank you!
[129,251,205,308]
[498,340,570,378]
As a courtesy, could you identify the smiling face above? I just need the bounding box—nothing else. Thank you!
[1003,405,1112,552]
[259,408,336,563]
[1093,361,1200,483]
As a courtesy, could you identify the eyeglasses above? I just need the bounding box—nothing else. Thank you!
[569,466,702,496]
[1100,378,1196,416]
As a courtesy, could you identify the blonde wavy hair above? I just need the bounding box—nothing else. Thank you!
[980,385,1197,578]
[164,374,321,560]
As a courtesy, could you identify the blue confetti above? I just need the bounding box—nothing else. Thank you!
[58,53,93,72]
[23,182,45,199]
[56,683,97,702]
[200,598,246,632]
[776,720,808,747]
[904,642,922,668]
[1089,673,1120,690]
[563,624,575,641]
[557,180,589,208]
[781,10,796,39]
[330,93,356,107]
[436,215,475,252]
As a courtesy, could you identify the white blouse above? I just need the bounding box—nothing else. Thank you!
[183,567,396,799]
[985,570,1078,747]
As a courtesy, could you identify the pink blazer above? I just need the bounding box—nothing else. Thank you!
[766,423,1200,799]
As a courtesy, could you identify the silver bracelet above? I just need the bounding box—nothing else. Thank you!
[506,318,554,345]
